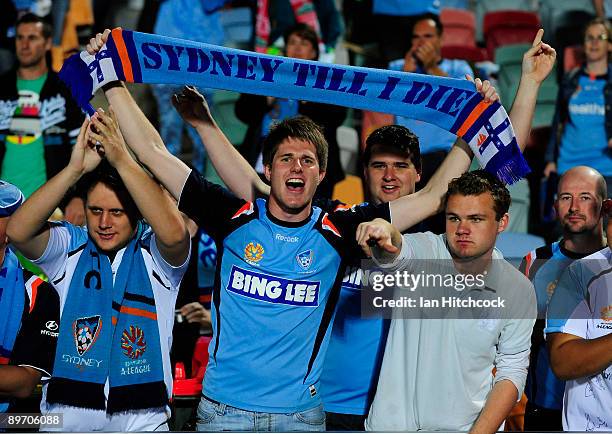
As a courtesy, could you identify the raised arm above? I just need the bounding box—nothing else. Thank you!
[7,120,101,260]
[89,108,190,266]
[389,30,556,232]
[509,29,557,149]
[172,86,269,201]
[86,30,191,201]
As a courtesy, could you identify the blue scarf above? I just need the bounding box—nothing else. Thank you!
[58,28,530,185]
[47,224,166,414]
[0,248,25,412]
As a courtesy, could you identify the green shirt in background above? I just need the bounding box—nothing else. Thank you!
[2,73,48,198]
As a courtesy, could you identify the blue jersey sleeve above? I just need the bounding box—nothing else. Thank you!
[545,263,589,335]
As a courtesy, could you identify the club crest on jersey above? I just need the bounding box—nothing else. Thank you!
[73,315,102,356]
[296,250,314,270]
[121,325,147,359]
[244,242,264,264]
[228,266,320,306]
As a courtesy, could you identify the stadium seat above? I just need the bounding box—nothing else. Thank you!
[483,10,540,60]
[337,125,360,174]
[192,336,212,380]
[495,232,545,267]
[474,0,539,42]
[332,175,364,206]
[553,10,594,81]
[441,44,487,62]
[539,0,595,48]
[564,45,585,72]
[211,90,248,147]
[440,8,477,48]
[494,43,531,110]
[532,78,558,128]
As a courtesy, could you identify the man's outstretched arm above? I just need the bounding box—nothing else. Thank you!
[172,86,269,201]
[89,108,190,266]
[389,29,556,232]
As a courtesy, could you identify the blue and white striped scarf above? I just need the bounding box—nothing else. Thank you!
[59,28,530,184]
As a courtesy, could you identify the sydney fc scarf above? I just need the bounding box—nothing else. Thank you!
[47,224,166,413]
[0,249,25,365]
[0,248,25,413]
[58,28,530,184]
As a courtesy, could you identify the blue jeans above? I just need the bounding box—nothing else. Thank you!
[151,84,212,174]
[196,396,325,432]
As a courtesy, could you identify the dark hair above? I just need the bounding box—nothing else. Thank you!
[262,116,328,170]
[16,13,52,40]
[78,160,142,227]
[414,13,444,36]
[444,170,511,220]
[284,23,320,59]
[363,125,422,173]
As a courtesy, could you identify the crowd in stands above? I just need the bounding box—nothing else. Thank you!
[0,0,610,432]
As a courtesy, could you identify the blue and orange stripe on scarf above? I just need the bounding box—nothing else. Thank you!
[60,28,530,184]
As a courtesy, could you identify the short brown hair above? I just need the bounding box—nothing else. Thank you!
[262,116,328,171]
[444,170,511,220]
[16,13,52,40]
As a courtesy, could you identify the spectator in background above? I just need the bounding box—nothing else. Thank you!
[320,125,421,431]
[257,0,343,60]
[544,18,612,193]
[151,0,228,175]
[520,166,607,431]
[236,23,346,199]
[0,13,84,223]
[546,200,612,432]
[372,0,439,65]
[389,13,472,232]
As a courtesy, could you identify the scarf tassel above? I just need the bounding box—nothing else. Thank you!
[47,378,106,410]
[107,381,168,414]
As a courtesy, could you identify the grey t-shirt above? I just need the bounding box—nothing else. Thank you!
[365,232,536,431]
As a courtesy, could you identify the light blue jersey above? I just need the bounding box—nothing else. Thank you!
[558,75,611,176]
[179,171,390,412]
[521,242,587,410]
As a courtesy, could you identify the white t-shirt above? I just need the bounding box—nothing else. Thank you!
[366,232,536,431]
[33,223,189,432]
[545,247,612,432]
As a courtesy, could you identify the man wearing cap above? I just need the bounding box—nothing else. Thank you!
[0,181,59,411]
